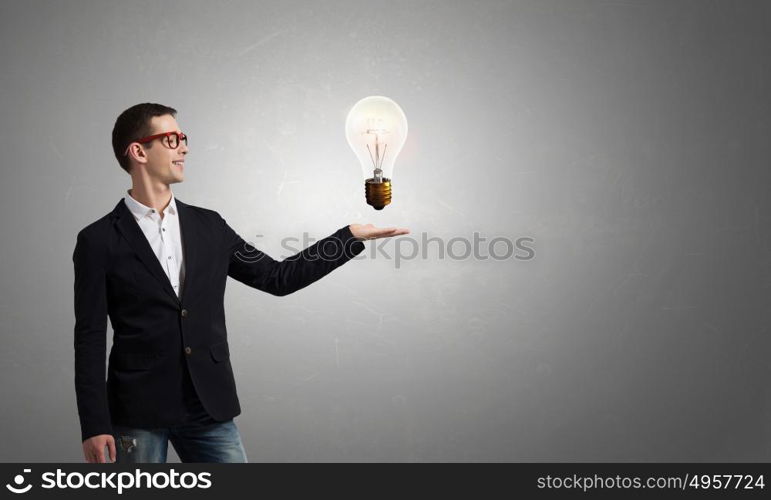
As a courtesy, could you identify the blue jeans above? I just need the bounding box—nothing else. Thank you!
[112,419,248,463]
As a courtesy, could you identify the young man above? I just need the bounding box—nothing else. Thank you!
[74,103,408,463]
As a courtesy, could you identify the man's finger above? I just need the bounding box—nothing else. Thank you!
[371,230,397,238]
[374,228,410,237]
[108,439,116,463]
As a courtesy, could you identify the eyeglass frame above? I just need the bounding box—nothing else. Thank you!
[123,131,188,156]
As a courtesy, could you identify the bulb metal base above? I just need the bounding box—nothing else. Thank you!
[365,178,392,210]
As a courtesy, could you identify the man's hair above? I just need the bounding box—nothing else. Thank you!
[112,103,178,174]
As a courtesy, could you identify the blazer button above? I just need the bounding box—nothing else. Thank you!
[181,308,188,317]
[184,346,192,355]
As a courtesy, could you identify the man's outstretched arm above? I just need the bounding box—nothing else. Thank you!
[222,216,409,296]
[73,230,116,463]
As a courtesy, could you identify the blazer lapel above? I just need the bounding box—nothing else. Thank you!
[112,199,180,304]
[175,198,196,304]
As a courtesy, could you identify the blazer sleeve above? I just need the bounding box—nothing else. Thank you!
[73,230,112,442]
[222,217,366,296]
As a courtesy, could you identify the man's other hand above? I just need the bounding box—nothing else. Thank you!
[83,434,116,463]
[349,224,410,241]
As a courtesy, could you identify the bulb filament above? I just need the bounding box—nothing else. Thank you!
[365,128,389,182]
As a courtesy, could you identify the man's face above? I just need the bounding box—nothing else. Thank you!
[137,114,188,184]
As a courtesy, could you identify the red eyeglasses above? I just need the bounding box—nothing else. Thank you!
[123,131,188,156]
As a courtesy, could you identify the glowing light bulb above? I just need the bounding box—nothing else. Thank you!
[345,96,408,210]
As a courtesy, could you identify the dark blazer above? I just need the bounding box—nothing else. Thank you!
[73,198,365,442]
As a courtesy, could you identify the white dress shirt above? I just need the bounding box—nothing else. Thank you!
[124,189,186,298]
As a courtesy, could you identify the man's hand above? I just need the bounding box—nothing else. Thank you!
[83,434,116,463]
[349,223,410,241]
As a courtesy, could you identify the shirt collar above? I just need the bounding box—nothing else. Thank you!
[124,189,177,220]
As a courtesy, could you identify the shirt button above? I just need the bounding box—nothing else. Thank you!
[181,309,188,317]
[162,228,166,231]
[184,346,192,355]
[168,256,172,259]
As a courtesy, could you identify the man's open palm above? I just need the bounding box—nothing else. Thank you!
[349,223,410,241]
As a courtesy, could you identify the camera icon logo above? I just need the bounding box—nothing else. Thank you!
[5,469,32,494]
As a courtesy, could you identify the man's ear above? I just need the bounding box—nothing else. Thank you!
[127,143,148,165]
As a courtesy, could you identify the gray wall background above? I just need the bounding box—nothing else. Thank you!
[1,0,769,462]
